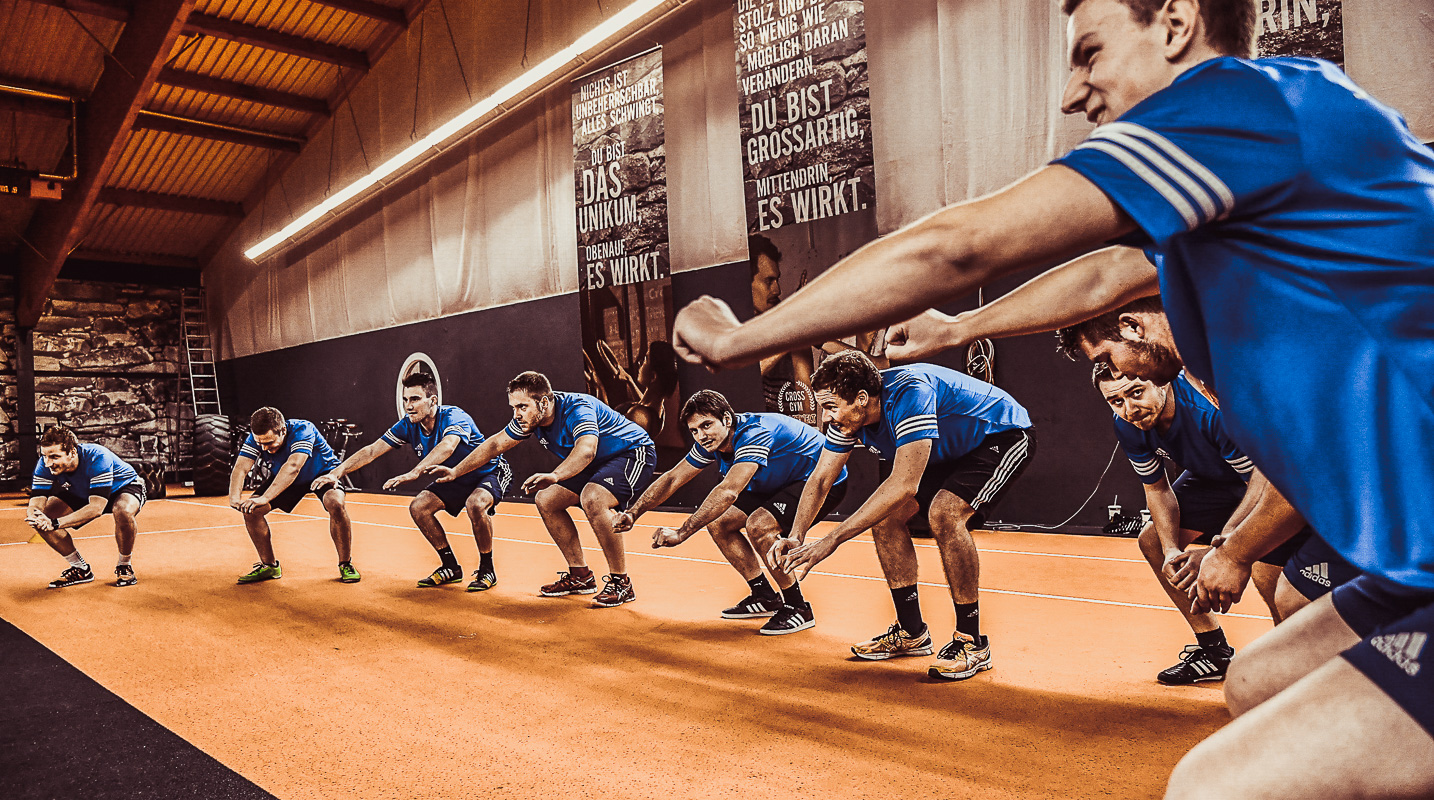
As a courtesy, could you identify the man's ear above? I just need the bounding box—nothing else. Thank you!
[1160,0,1201,61]
[1118,313,1148,342]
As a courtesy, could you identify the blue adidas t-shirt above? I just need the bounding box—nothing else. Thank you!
[504,392,653,462]
[1113,374,1252,485]
[382,405,506,478]
[32,443,140,500]
[824,364,1032,463]
[684,412,848,496]
[238,418,341,486]
[1054,56,1434,587]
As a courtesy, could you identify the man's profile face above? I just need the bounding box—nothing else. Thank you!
[508,390,548,432]
[1099,375,1165,430]
[686,413,732,453]
[1062,0,1175,125]
[751,254,781,314]
[814,389,871,437]
[1080,327,1183,386]
[254,426,287,454]
[40,444,79,474]
[403,387,438,423]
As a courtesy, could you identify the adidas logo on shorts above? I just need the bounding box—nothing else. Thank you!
[1300,562,1332,587]
[773,502,787,513]
[603,477,614,485]
[1370,631,1426,677]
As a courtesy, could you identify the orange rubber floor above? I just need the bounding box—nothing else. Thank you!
[0,490,1274,799]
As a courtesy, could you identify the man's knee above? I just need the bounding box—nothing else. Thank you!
[926,492,974,538]
[534,486,572,512]
[409,494,437,521]
[1165,736,1230,800]
[465,490,494,518]
[579,484,616,517]
[324,492,348,518]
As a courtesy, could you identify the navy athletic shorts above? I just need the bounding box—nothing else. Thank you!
[424,461,513,517]
[1334,573,1434,737]
[259,474,341,514]
[1176,472,1308,567]
[48,481,147,528]
[915,427,1036,529]
[735,479,848,534]
[1283,530,1362,600]
[557,445,656,511]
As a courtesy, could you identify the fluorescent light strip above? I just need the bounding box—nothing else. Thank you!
[244,0,675,261]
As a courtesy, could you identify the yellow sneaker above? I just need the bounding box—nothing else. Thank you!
[929,632,992,681]
[850,622,934,660]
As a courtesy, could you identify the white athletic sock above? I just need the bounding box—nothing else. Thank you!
[65,551,88,569]
[117,553,132,567]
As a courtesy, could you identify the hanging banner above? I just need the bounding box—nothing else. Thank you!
[1256,0,1343,65]
[734,0,875,234]
[572,48,682,448]
[734,0,882,423]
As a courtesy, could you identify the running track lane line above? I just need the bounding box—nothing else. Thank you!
[151,497,1269,621]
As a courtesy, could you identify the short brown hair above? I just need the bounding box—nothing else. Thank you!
[40,424,78,453]
[1061,0,1256,58]
[402,372,437,397]
[507,371,552,398]
[680,390,733,425]
[811,351,883,403]
[1091,361,1119,389]
[250,407,285,434]
[1055,296,1165,361]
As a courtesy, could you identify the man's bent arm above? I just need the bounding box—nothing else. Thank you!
[1219,472,1307,564]
[56,495,107,529]
[328,439,396,481]
[809,440,930,551]
[551,435,599,482]
[787,449,850,543]
[256,453,308,502]
[445,431,520,480]
[1144,476,1183,555]
[676,166,1133,369]
[887,246,1158,359]
[229,455,256,502]
[676,462,760,540]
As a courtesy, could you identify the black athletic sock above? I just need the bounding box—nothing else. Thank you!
[891,585,924,636]
[781,582,805,607]
[954,601,981,643]
[478,551,494,573]
[1195,628,1229,652]
[747,574,778,600]
[570,566,594,578]
[436,546,458,569]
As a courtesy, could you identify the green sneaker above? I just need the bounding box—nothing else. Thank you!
[338,561,361,583]
[237,561,281,584]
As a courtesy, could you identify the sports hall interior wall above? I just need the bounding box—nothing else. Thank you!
[0,275,189,490]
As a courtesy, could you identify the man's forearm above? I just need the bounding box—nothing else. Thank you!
[449,438,505,479]
[789,472,839,542]
[409,440,458,474]
[261,465,301,499]
[954,246,1159,341]
[551,448,597,482]
[820,481,914,545]
[678,487,740,537]
[1220,485,1307,565]
[628,473,681,520]
[711,167,1128,365]
[334,442,389,477]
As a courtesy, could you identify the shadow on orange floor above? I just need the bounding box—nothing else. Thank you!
[0,491,1272,799]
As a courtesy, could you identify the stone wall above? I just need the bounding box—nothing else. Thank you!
[1,277,189,485]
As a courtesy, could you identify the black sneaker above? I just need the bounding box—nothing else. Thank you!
[1157,644,1234,685]
[48,565,94,589]
[721,593,781,619]
[466,568,497,592]
[114,564,137,587]
[758,603,815,635]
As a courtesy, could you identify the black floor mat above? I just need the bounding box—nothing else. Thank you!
[0,617,278,800]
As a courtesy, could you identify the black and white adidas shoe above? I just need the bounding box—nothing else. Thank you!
[758,603,816,635]
[721,593,781,619]
[1157,644,1234,685]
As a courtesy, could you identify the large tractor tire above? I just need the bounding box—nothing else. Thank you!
[138,462,168,499]
[193,413,233,496]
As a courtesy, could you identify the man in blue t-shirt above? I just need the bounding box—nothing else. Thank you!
[672,0,1434,791]
[1094,361,1357,684]
[25,424,147,589]
[313,373,512,591]
[612,390,850,635]
[773,352,1035,682]
[427,371,656,608]
[229,406,358,584]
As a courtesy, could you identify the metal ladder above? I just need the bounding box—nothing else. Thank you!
[177,288,222,482]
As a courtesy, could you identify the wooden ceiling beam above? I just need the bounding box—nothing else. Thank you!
[308,0,407,26]
[97,187,245,217]
[134,110,305,152]
[156,67,330,116]
[19,0,131,23]
[183,12,370,72]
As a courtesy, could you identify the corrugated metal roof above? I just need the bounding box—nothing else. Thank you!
[3,0,413,267]
[0,0,120,95]
[149,83,313,137]
[109,127,275,201]
[82,203,231,257]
